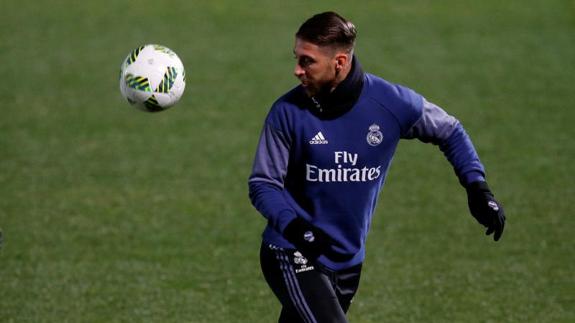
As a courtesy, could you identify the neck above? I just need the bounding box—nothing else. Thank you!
[330,60,353,92]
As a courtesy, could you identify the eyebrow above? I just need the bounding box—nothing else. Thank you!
[293,49,311,56]
[293,51,314,60]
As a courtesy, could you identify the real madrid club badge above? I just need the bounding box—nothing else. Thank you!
[367,124,383,146]
[293,251,314,273]
[293,251,308,265]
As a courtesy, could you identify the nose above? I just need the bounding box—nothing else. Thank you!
[294,64,305,79]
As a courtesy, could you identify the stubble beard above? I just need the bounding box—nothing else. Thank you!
[302,78,336,98]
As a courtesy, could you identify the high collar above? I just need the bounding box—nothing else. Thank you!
[301,56,365,119]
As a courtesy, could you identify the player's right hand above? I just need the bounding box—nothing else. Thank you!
[283,217,354,262]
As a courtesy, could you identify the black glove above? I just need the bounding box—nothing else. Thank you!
[283,217,353,262]
[466,181,506,241]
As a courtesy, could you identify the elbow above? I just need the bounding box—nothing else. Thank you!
[248,180,259,207]
[439,123,465,151]
[248,179,271,207]
[248,179,284,208]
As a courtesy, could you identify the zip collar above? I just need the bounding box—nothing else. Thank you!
[301,56,365,119]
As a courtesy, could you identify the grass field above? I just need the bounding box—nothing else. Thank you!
[1,1,574,322]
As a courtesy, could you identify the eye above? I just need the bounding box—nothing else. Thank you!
[298,56,314,68]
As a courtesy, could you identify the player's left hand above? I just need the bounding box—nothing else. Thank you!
[466,181,506,241]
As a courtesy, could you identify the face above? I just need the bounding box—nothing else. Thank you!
[293,38,339,97]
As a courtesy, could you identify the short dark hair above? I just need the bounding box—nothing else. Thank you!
[296,11,356,52]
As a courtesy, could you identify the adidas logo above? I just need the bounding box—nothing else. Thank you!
[309,131,328,145]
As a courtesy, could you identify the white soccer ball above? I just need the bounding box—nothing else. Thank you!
[119,44,186,112]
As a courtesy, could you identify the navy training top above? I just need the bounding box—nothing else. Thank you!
[249,58,485,270]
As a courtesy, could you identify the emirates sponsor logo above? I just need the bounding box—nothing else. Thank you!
[306,151,382,183]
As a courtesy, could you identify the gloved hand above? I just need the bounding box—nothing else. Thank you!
[466,181,506,241]
[283,217,353,262]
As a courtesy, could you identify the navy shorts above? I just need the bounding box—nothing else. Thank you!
[260,243,362,323]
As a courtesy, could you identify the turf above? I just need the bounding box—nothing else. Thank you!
[1,0,573,322]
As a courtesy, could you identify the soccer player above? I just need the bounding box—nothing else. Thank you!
[248,11,506,323]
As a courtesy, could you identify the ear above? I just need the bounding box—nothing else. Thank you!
[334,53,349,71]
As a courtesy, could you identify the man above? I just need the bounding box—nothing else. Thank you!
[249,11,505,323]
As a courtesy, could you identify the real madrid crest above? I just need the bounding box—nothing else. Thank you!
[293,251,315,273]
[366,124,383,146]
[293,251,308,265]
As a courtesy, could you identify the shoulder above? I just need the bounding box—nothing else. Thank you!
[265,85,307,133]
[364,74,422,111]
[363,74,424,132]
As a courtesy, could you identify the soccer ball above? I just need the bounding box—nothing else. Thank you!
[119,44,186,112]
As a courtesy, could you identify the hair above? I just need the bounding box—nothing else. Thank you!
[296,11,357,52]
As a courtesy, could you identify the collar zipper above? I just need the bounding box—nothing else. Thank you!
[311,97,322,112]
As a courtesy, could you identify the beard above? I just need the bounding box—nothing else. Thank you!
[301,78,335,98]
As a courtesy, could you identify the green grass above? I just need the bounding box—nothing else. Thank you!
[1,0,573,322]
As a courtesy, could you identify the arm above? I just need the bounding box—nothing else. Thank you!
[403,98,485,186]
[249,122,297,233]
[248,119,353,260]
[404,99,506,241]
